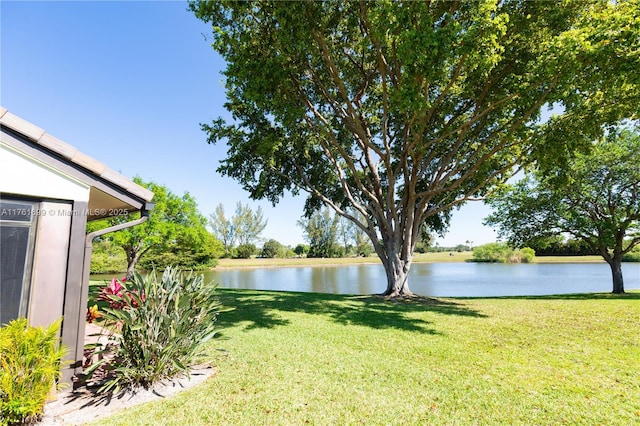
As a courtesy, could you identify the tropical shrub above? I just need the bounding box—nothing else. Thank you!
[294,244,309,257]
[333,246,346,258]
[356,242,373,257]
[235,243,257,259]
[88,267,220,393]
[472,242,514,263]
[0,319,66,426]
[472,243,535,263]
[261,239,284,258]
[518,247,536,263]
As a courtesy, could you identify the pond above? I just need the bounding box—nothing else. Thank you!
[93,262,640,297]
[198,262,640,297]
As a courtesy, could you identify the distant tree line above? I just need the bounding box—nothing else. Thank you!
[297,208,373,258]
[471,243,535,264]
[522,237,598,257]
[209,202,268,258]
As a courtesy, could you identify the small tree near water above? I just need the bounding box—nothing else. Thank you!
[261,239,284,258]
[486,129,640,293]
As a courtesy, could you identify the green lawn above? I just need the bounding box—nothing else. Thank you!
[96,289,640,425]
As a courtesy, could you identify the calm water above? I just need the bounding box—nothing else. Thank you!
[93,262,640,297]
[198,262,640,297]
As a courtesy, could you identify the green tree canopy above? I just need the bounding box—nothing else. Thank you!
[191,0,639,296]
[88,178,221,274]
[261,239,285,258]
[485,128,640,293]
[294,243,309,257]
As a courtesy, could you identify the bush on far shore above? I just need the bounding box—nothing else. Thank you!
[472,242,535,263]
[235,243,257,259]
[517,247,536,263]
[260,239,295,258]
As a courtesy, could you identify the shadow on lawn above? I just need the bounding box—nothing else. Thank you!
[214,289,486,334]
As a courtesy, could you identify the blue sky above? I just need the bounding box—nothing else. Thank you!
[1,0,497,248]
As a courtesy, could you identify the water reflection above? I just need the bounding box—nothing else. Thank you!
[93,262,640,297]
[203,262,640,297]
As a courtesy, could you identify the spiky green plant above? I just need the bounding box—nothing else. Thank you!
[92,267,220,393]
[0,318,66,426]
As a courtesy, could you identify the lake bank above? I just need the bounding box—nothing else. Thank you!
[203,262,639,297]
[92,255,629,298]
[214,252,605,269]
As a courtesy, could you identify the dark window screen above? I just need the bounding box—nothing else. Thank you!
[0,199,37,325]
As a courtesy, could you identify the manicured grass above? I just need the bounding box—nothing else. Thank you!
[96,289,640,425]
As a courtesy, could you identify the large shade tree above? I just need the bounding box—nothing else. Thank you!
[485,129,640,294]
[191,0,639,296]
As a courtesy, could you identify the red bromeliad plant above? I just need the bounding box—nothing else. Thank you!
[98,277,127,309]
[86,278,126,324]
[84,267,220,393]
[95,277,146,310]
[85,277,146,326]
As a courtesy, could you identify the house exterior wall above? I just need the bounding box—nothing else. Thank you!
[60,200,88,383]
[1,142,90,383]
[28,201,72,328]
[1,109,154,386]
[0,143,90,202]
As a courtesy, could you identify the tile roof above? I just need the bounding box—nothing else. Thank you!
[0,107,154,202]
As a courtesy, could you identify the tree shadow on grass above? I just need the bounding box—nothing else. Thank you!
[214,289,487,335]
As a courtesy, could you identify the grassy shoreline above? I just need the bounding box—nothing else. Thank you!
[90,254,608,276]
[97,288,640,425]
[214,252,605,269]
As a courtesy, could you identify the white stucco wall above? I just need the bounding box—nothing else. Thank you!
[0,142,89,202]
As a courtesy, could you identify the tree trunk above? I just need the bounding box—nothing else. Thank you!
[381,251,413,297]
[609,257,625,294]
[125,246,143,279]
